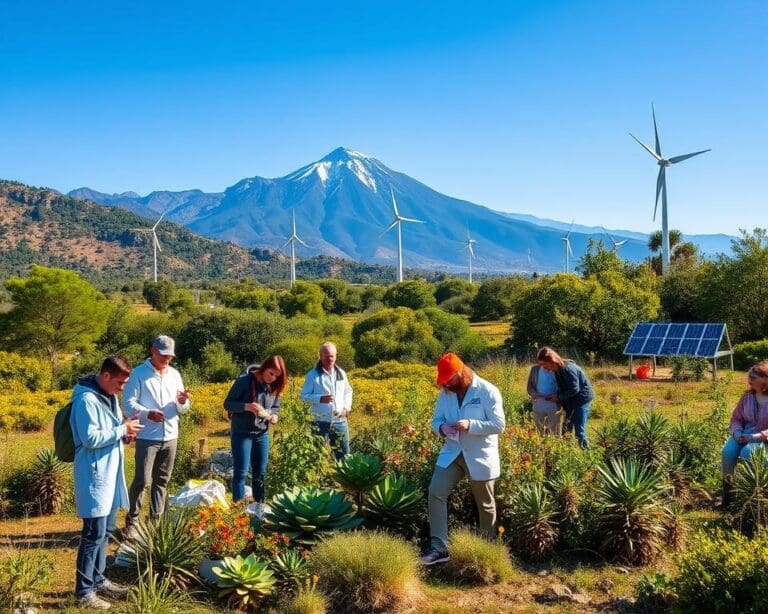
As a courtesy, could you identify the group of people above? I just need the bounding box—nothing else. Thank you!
[66,333,600,606]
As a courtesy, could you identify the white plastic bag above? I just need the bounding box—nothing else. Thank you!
[168,479,229,509]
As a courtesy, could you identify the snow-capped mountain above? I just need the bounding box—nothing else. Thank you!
[69,147,686,273]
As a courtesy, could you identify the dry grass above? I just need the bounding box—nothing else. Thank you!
[445,529,518,585]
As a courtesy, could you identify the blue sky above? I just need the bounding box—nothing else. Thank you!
[1,1,766,235]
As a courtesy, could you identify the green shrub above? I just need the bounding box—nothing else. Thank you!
[281,586,327,614]
[0,546,54,611]
[733,339,768,370]
[0,351,52,392]
[269,336,324,376]
[200,340,239,383]
[127,560,197,614]
[445,529,516,585]
[671,529,768,613]
[311,531,421,612]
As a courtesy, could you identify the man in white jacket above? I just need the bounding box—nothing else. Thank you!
[420,353,505,565]
[123,335,190,537]
[300,341,353,461]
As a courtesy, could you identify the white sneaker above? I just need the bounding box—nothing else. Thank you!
[78,592,112,609]
[97,579,129,598]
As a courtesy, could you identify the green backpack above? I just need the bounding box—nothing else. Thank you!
[53,401,75,462]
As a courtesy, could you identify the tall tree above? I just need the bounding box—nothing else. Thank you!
[648,229,697,274]
[0,266,111,378]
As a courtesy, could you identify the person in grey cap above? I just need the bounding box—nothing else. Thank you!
[122,335,190,538]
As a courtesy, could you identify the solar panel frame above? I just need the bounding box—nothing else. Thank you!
[623,322,731,358]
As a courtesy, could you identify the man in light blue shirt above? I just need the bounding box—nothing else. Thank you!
[123,335,190,536]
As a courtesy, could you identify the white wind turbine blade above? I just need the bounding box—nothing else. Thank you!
[652,104,662,157]
[399,216,425,224]
[152,210,167,230]
[295,236,309,248]
[654,166,666,221]
[566,238,573,256]
[630,133,662,161]
[467,243,475,258]
[669,149,711,164]
[390,188,400,218]
[565,219,575,239]
[614,239,628,248]
[527,248,532,266]
[153,232,162,252]
[380,219,399,237]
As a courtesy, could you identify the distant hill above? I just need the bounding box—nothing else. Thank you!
[70,147,659,274]
[0,180,429,287]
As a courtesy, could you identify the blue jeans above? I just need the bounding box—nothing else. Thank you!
[722,435,764,476]
[231,430,270,502]
[564,403,590,449]
[75,508,117,597]
[315,421,350,461]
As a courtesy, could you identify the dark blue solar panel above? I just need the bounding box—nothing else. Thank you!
[633,323,654,338]
[650,323,670,338]
[669,324,687,337]
[685,324,705,339]
[696,339,721,357]
[704,323,725,339]
[625,338,647,354]
[660,338,682,355]
[679,338,701,355]
[642,337,664,354]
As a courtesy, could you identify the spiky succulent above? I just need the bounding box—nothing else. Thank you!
[510,483,558,561]
[548,472,580,526]
[264,486,362,546]
[364,474,423,535]
[631,412,670,469]
[733,444,768,533]
[664,450,691,504]
[333,453,384,507]
[595,416,635,462]
[213,554,276,609]
[664,501,687,551]
[271,548,311,589]
[29,448,68,515]
[117,507,206,588]
[596,458,668,565]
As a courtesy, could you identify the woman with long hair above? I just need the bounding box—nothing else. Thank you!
[536,347,594,449]
[721,362,768,506]
[223,355,287,505]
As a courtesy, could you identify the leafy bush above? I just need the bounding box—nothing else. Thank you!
[671,355,709,382]
[0,546,54,611]
[311,531,421,612]
[671,529,768,613]
[269,336,325,376]
[382,280,436,310]
[264,486,362,546]
[279,281,325,318]
[0,351,52,392]
[199,340,239,383]
[351,307,441,367]
[733,339,768,370]
[213,553,277,610]
[445,529,516,585]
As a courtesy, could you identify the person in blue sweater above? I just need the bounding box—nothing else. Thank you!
[536,347,595,449]
[223,355,287,505]
[71,355,143,610]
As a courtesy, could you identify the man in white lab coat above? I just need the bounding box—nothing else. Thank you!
[420,353,505,565]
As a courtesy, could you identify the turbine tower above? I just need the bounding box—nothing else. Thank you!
[561,220,574,273]
[131,210,167,282]
[601,226,628,252]
[383,188,424,282]
[464,229,477,284]
[630,105,710,274]
[282,210,308,288]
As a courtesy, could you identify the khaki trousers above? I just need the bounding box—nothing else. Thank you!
[427,454,496,551]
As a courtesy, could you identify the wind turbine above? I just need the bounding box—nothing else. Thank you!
[561,220,574,273]
[282,210,308,288]
[630,105,710,274]
[131,210,167,282]
[382,188,424,282]
[601,226,628,252]
[464,229,477,284]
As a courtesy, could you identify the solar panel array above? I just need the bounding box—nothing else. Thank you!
[623,322,727,357]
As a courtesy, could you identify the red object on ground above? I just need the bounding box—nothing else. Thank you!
[635,364,652,380]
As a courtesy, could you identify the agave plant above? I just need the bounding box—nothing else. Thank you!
[333,453,384,508]
[510,483,558,561]
[118,507,206,588]
[271,548,311,589]
[595,458,668,565]
[213,553,276,610]
[29,448,68,515]
[733,444,768,533]
[595,416,635,462]
[264,486,363,546]
[548,472,580,526]
[664,501,687,552]
[664,450,691,505]
[364,474,423,535]
[631,412,670,469]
